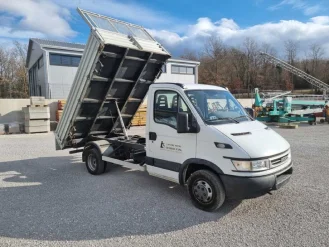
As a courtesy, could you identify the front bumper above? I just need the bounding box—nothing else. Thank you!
[220,162,293,199]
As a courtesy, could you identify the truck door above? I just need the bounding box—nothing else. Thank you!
[147,89,197,174]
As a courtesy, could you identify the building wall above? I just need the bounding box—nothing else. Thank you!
[28,44,46,97]
[27,42,43,69]
[47,66,79,98]
[38,60,46,96]
[44,48,84,99]
[156,61,198,84]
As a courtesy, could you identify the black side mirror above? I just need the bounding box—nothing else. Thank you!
[177,112,189,133]
[245,107,255,118]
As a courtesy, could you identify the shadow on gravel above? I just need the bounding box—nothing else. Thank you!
[0,156,241,241]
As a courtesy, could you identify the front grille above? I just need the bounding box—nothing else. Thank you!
[270,153,289,168]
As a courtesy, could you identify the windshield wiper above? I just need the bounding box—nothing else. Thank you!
[234,115,254,121]
[207,117,239,123]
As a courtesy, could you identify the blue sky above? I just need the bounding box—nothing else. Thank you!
[1,0,329,56]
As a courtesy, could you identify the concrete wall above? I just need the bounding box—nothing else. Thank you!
[237,98,255,108]
[0,99,61,124]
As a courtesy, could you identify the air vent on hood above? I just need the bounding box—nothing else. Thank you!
[231,132,251,136]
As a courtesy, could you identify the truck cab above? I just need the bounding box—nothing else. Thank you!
[143,83,293,211]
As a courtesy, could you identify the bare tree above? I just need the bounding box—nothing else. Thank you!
[308,43,324,75]
[284,40,299,90]
[243,37,259,94]
[180,48,198,61]
[199,36,228,85]
[0,41,28,98]
[259,43,283,89]
[284,40,299,65]
[13,41,28,97]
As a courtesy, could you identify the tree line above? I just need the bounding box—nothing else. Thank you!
[181,37,329,95]
[0,41,28,98]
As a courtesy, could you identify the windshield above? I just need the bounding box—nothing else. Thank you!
[185,89,250,124]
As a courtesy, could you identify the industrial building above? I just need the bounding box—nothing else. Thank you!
[26,38,200,99]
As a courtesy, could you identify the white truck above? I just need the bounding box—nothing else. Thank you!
[55,9,293,212]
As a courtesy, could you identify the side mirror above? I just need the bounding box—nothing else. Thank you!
[245,107,255,118]
[177,112,189,133]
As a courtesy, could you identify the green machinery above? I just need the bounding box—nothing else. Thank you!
[254,89,317,124]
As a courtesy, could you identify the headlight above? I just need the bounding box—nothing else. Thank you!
[232,159,270,171]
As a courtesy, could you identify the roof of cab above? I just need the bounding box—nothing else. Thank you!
[152,83,227,91]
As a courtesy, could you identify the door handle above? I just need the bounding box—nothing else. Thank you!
[149,132,157,141]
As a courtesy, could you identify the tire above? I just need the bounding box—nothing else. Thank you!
[187,170,225,212]
[85,148,105,175]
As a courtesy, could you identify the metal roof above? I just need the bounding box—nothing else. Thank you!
[168,57,200,65]
[31,38,85,49]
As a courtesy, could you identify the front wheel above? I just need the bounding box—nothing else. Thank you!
[187,170,225,212]
[85,148,105,175]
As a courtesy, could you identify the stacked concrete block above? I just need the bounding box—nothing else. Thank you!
[0,124,5,135]
[23,97,50,134]
[30,96,46,106]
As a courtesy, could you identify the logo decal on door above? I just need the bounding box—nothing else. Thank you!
[160,141,182,153]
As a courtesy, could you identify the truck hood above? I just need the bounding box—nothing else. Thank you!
[212,121,290,158]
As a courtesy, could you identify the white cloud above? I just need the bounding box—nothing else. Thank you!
[0,0,76,39]
[148,29,187,46]
[269,0,325,16]
[0,27,45,39]
[151,16,329,57]
[311,16,329,24]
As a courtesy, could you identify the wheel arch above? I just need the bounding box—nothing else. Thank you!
[82,140,111,162]
[179,158,224,185]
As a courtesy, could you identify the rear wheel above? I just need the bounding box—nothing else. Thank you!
[187,170,225,212]
[85,148,105,175]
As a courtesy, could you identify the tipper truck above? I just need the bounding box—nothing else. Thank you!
[55,9,293,211]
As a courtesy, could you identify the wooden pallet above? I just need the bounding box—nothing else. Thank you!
[131,107,147,126]
[58,100,66,110]
[56,110,63,122]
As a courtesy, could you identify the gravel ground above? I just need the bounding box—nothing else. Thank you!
[0,125,328,247]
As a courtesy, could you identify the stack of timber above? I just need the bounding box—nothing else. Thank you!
[131,104,147,126]
[56,100,66,122]
[23,97,50,133]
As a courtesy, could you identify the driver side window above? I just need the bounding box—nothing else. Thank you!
[154,90,192,129]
